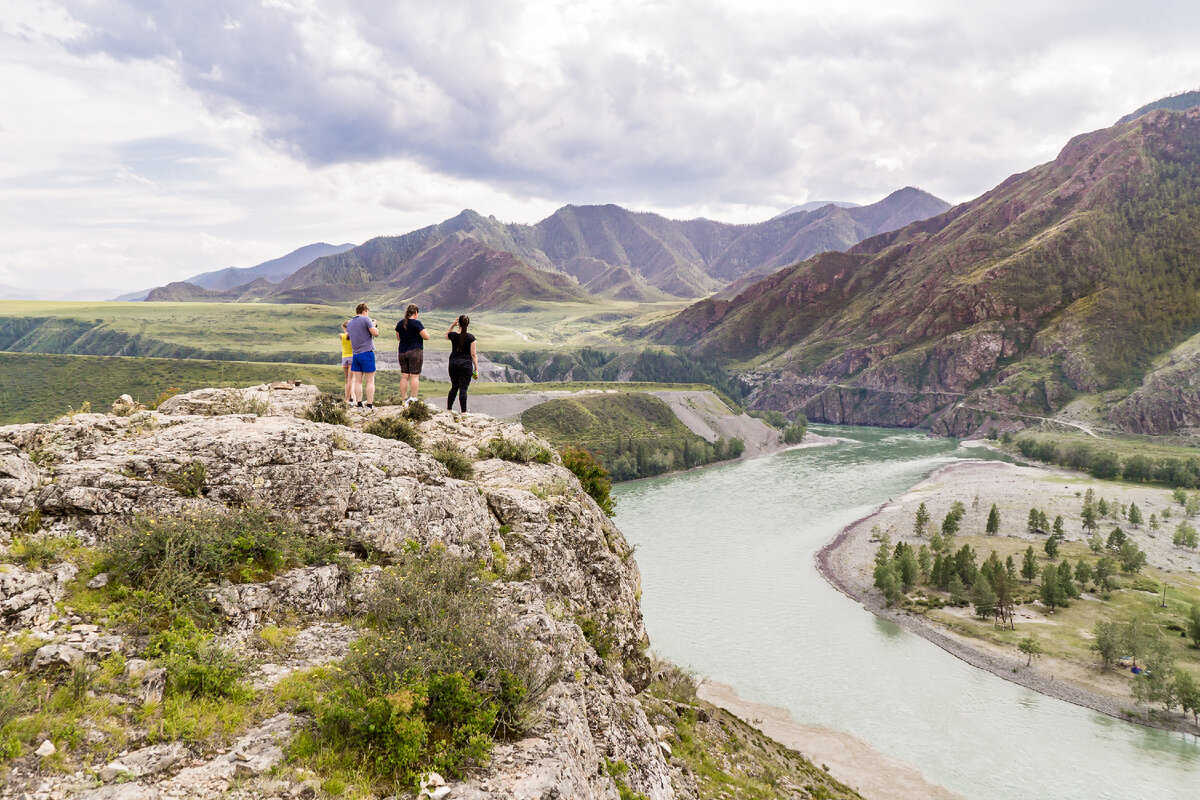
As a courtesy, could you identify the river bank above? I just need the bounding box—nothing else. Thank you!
[816,459,1200,736]
[698,681,962,800]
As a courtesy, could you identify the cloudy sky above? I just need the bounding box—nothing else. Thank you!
[3,0,1200,294]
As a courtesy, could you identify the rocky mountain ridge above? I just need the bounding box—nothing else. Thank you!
[658,106,1200,437]
[150,189,948,310]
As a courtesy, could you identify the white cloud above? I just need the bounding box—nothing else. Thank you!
[2,0,1200,292]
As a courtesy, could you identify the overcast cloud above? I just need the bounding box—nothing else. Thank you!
[3,0,1200,293]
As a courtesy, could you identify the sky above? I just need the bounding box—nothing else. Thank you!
[3,0,1200,295]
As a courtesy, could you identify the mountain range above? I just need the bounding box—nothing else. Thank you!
[656,104,1200,436]
[120,242,356,302]
[142,188,949,309]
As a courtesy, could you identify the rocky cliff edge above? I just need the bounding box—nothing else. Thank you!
[0,383,676,800]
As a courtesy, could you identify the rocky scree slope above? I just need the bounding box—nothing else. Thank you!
[0,384,677,800]
[657,107,1200,436]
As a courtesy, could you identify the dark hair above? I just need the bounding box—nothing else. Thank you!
[402,303,419,330]
[454,315,471,356]
[355,303,369,315]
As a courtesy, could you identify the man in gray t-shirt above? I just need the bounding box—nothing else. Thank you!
[346,303,379,408]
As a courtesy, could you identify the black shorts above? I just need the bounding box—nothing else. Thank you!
[397,349,424,375]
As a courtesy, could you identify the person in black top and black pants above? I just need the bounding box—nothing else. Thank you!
[445,315,477,412]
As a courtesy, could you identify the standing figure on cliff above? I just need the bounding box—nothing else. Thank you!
[346,303,379,409]
[395,304,430,405]
[339,320,354,403]
[445,315,478,413]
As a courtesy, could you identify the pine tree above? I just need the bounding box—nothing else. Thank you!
[1027,507,1041,533]
[986,504,1001,535]
[1021,546,1037,583]
[1057,560,1078,599]
[914,502,930,536]
[1044,533,1060,559]
[1040,563,1065,611]
[1052,515,1065,537]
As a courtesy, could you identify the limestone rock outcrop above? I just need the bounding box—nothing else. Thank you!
[0,385,671,800]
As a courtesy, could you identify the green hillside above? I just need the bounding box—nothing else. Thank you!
[521,393,743,480]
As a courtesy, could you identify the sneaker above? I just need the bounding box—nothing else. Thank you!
[356,402,364,408]
[365,403,374,410]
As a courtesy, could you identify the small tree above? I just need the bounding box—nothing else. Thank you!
[1018,636,1044,667]
[1098,498,1109,517]
[1188,604,1200,648]
[1044,533,1060,559]
[971,577,998,619]
[560,446,616,517]
[1092,619,1122,666]
[986,504,1001,535]
[1173,487,1189,507]
[1188,494,1200,518]
[1087,532,1104,553]
[1131,636,1177,711]
[948,575,969,606]
[1106,527,1127,551]
[1128,502,1143,527]
[1005,554,1018,582]
[1118,541,1147,574]
[914,502,930,536]
[1174,521,1199,548]
[917,544,932,579]
[1176,670,1200,728]
[1081,503,1098,532]
[1057,560,1079,599]
[1027,507,1041,534]
[1150,513,1160,531]
[1074,559,1093,589]
[1094,557,1116,592]
[1052,515,1065,538]
[942,510,961,537]
[1021,546,1037,583]
[1040,563,1066,611]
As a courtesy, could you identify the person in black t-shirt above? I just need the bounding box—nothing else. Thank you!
[394,304,430,404]
[445,315,478,412]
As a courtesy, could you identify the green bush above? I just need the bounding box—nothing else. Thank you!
[305,547,549,794]
[431,444,475,480]
[478,434,553,464]
[103,507,337,628]
[304,392,351,426]
[560,446,615,516]
[364,416,422,449]
[400,400,435,423]
[166,460,207,498]
[782,423,807,444]
[575,615,614,659]
[144,618,248,699]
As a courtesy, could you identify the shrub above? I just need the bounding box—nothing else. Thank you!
[207,392,268,417]
[782,423,806,444]
[103,507,337,628]
[304,392,351,426]
[400,400,435,423]
[478,434,553,464]
[307,547,550,793]
[166,459,207,498]
[575,615,614,659]
[561,446,615,516]
[363,416,422,449]
[145,618,248,699]
[430,443,475,480]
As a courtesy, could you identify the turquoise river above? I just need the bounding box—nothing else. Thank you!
[612,425,1200,800]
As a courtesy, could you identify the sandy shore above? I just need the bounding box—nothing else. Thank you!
[816,459,1200,735]
[699,681,962,800]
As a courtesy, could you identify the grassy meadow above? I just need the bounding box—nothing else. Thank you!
[0,298,689,361]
